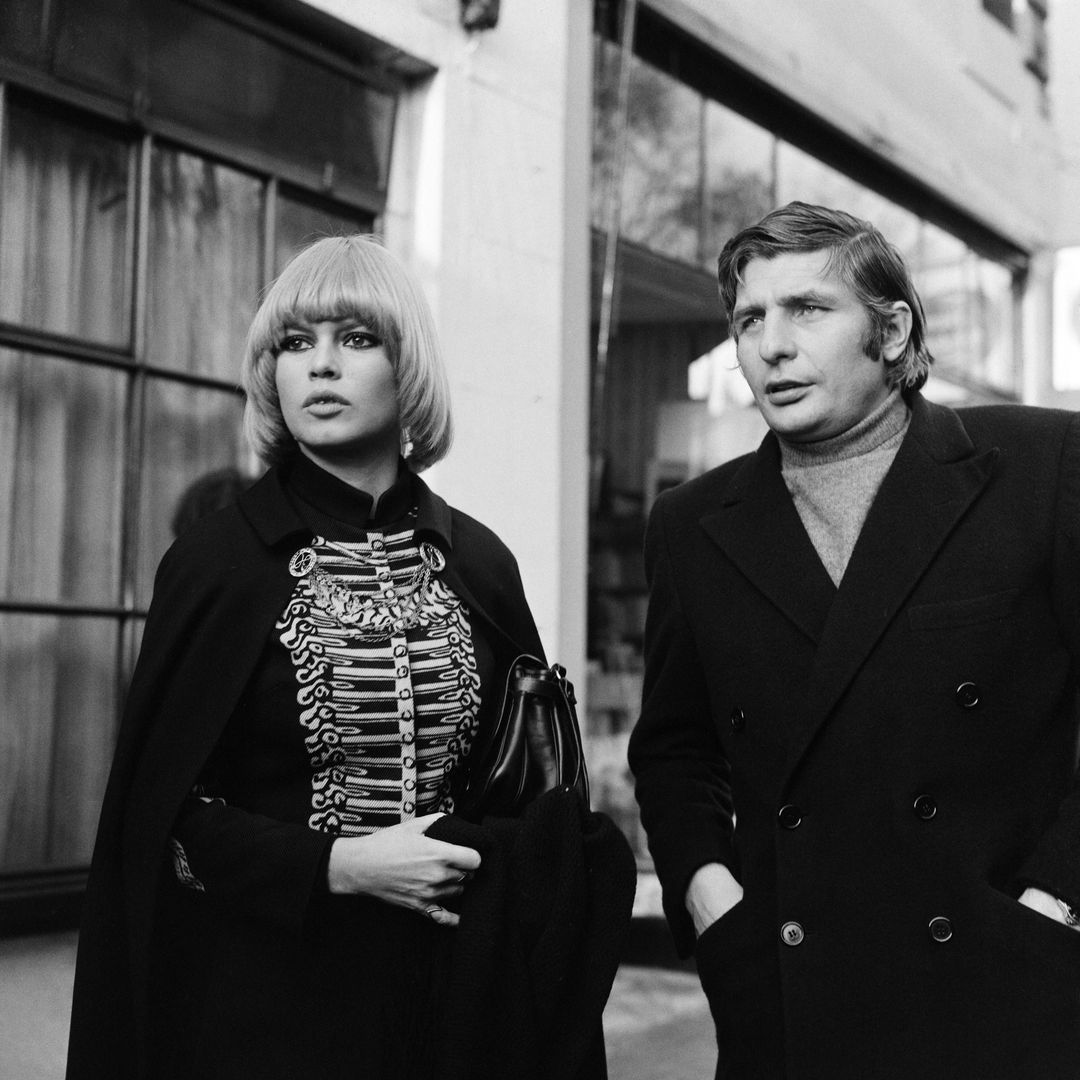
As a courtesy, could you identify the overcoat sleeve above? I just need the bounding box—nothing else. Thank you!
[628,489,736,956]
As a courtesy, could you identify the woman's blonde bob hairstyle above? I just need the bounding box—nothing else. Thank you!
[243,234,452,471]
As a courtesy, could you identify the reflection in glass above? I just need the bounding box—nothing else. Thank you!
[0,0,46,64]
[52,0,395,200]
[914,228,1017,394]
[0,614,120,871]
[275,194,373,273]
[591,37,621,233]
[136,379,246,606]
[147,147,263,381]
[705,103,775,261]
[971,259,1016,391]
[776,142,866,215]
[149,0,395,197]
[0,349,125,606]
[913,225,973,379]
[593,41,703,265]
[0,100,132,347]
[776,143,921,255]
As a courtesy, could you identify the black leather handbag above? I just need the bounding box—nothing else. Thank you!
[463,654,590,818]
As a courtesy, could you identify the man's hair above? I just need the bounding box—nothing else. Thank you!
[242,234,452,470]
[716,201,933,391]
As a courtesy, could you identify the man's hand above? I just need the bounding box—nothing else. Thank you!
[1018,885,1077,927]
[327,814,480,927]
[686,862,744,938]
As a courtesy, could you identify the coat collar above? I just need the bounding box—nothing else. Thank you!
[236,464,454,552]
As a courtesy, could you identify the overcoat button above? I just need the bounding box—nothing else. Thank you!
[778,804,802,830]
[730,707,746,732]
[780,921,805,946]
[913,795,937,820]
[929,916,953,942]
[955,681,980,708]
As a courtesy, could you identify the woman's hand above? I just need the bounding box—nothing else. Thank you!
[326,813,480,927]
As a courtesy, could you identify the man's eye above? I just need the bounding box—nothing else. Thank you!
[797,304,820,315]
[344,330,382,349]
[737,316,761,333]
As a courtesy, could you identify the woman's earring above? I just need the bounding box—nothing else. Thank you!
[400,428,413,460]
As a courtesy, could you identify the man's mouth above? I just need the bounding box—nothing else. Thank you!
[766,380,808,395]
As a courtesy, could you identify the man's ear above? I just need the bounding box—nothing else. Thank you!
[881,301,913,362]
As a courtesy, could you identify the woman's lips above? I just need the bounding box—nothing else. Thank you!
[303,392,349,412]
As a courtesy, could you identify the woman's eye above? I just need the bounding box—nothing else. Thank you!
[343,330,382,349]
[278,335,310,353]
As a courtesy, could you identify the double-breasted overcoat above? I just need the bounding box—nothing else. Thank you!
[629,393,1080,1079]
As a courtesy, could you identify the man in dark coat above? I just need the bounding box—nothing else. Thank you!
[628,201,1080,1079]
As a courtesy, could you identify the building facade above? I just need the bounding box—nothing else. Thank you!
[0,0,1076,925]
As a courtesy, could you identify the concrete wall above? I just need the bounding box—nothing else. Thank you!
[305,0,592,673]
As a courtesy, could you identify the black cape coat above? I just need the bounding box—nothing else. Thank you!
[66,466,573,1079]
[629,395,1080,1079]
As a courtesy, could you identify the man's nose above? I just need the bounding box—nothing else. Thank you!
[758,314,795,364]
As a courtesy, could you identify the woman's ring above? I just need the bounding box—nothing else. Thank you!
[424,905,442,920]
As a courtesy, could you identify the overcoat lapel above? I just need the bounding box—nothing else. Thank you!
[780,395,999,789]
[700,432,837,645]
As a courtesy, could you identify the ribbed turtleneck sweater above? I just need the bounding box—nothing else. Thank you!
[778,389,910,586]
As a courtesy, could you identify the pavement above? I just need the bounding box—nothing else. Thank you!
[0,931,716,1080]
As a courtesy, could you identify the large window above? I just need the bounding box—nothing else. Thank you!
[0,0,395,921]
[587,6,1027,872]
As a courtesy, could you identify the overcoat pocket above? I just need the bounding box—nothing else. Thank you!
[907,588,1019,630]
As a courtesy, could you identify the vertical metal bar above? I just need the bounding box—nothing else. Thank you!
[698,93,708,266]
[115,133,152,703]
[591,0,638,498]
[249,175,278,476]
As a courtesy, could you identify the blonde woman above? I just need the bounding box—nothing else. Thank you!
[68,237,631,1080]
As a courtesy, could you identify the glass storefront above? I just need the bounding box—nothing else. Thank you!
[588,21,1024,868]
